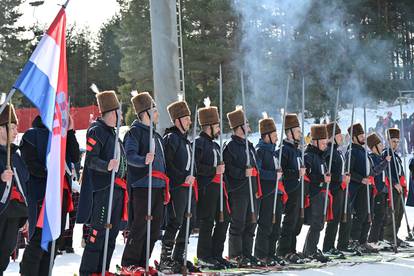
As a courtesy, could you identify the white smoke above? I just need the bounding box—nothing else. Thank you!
[232,0,392,120]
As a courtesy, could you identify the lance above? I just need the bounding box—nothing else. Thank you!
[273,76,290,224]
[342,102,354,223]
[363,105,372,223]
[300,77,305,219]
[182,105,198,273]
[219,64,225,222]
[145,101,155,274]
[101,100,122,276]
[386,130,399,253]
[324,88,339,222]
[241,72,257,223]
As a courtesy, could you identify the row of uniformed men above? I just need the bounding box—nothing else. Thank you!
[0,90,408,276]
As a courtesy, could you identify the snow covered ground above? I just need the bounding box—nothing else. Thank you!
[5,201,414,275]
[5,101,414,275]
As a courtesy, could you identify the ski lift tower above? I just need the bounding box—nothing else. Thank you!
[149,0,182,133]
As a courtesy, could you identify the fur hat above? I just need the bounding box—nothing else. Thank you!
[167,100,191,122]
[311,124,328,140]
[367,133,381,149]
[227,107,245,129]
[96,90,120,114]
[198,106,219,126]
[259,118,276,135]
[0,104,18,126]
[347,123,364,137]
[131,92,155,115]
[326,122,341,138]
[285,113,300,130]
[387,128,400,139]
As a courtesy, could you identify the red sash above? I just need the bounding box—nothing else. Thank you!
[385,176,407,207]
[151,170,171,205]
[181,179,199,202]
[115,177,128,221]
[341,176,347,190]
[10,186,24,203]
[369,176,378,198]
[64,177,74,212]
[400,176,408,197]
[251,167,263,198]
[321,189,334,221]
[212,174,231,214]
[277,181,288,204]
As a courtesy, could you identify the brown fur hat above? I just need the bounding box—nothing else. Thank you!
[367,133,382,149]
[259,118,276,135]
[198,106,219,126]
[311,124,328,140]
[285,113,300,130]
[227,107,245,129]
[0,104,18,126]
[387,128,400,139]
[96,90,120,114]
[131,92,155,115]
[326,122,341,138]
[167,100,191,122]
[347,123,364,137]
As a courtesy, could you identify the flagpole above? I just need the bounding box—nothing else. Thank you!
[48,2,71,275]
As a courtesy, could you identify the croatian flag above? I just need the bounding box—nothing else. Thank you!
[14,8,68,250]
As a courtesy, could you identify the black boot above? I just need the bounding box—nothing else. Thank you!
[215,256,237,268]
[197,257,225,270]
[158,242,175,272]
[310,250,330,263]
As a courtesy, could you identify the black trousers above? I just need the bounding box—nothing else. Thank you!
[228,192,258,258]
[162,186,196,261]
[20,191,68,276]
[384,188,404,241]
[337,200,352,250]
[122,188,164,267]
[0,201,26,273]
[196,183,230,260]
[368,192,386,242]
[79,188,124,275]
[323,188,345,251]
[303,192,325,256]
[277,187,301,256]
[254,191,283,259]
[350,186,370,243]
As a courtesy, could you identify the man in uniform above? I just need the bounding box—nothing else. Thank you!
[121,92,168,274]
[276,114,306,263]
[323,122,349,257]
[159,99,197,273]
[77,90,127,276]
[383,128,408,247]
[254,115,287,266]
[303,124,331,263]
[0,105,29,275]
[345,123,377,253]
[224,106,262,267]
[20,113,79,276]
[366,133,391,249]
[195,102,232,269]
